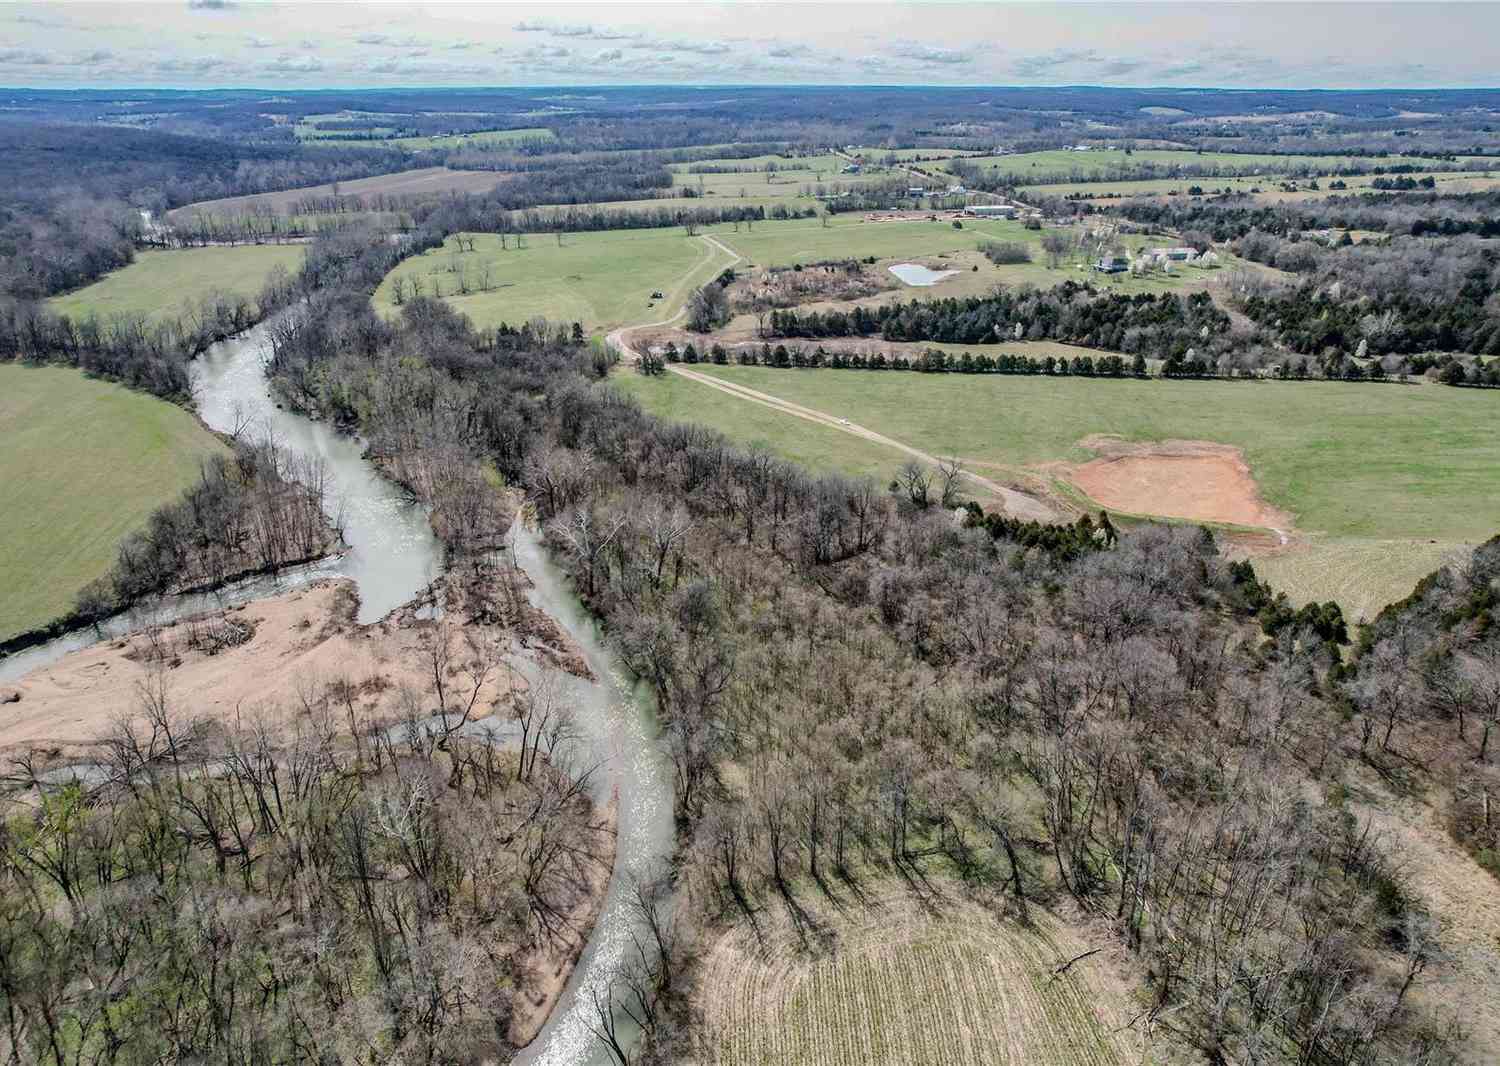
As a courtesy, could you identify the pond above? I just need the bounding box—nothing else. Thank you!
[888,262,959,286]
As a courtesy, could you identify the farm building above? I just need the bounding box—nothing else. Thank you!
[1149,246,1197,261]
[967,204,1017,218]
[907,186,928,197]
[1094,254,1130,273]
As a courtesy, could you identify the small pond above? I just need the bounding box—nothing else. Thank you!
[888,262,959,286]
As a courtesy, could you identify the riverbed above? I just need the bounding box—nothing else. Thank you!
[0,318,675,1065]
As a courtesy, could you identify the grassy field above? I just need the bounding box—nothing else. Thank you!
[376,213,1254,341]
[711,215,1250,296]
[935,148,1460,183]
[713,214,1040,269]
[627,367,1500,615]
[166,167,506,222]
[698,888,1129,1066]
[47,246,305,323]
[373,228,736,332]
[0,365,226,641]
[671,152,866,197]
[372,215,1233,337]
[1022,169,1500,201]
[613,369,908,480]
[382,127,555,150]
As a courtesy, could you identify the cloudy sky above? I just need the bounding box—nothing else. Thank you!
[2,2,1496,90]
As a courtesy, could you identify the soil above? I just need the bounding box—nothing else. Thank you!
[0,569,594,760]
[1068,435,1293,534]
[0,582,458,755]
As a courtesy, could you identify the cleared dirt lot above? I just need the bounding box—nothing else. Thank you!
[167,166,508,220]
[1067,436,1292,533]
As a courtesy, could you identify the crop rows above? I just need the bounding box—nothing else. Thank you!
[700,892,1127,1066]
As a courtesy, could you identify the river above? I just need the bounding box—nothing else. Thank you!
[1,319,675,1065]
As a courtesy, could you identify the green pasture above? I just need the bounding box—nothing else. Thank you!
[0,365,226,640]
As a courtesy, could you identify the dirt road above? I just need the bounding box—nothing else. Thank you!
[603,233,742,357]
[667,365,1058,521]
[607,234,1057,522]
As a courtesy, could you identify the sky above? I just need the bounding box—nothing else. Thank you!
[1,1,1497,90]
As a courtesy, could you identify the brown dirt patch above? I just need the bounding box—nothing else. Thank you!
[1068,435,1292,533]
[0,572,564,758]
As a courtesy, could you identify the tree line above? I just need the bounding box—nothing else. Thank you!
[760,282,1231,356]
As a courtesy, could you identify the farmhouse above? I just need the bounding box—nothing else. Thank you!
[1094,253,1130,273]
[907,186,928,196]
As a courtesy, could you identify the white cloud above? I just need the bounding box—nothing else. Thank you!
[264,52,322,73]
[888,41,970,66]
[157,54,224,73]
[0,48,52,65]
[632,36,730,55]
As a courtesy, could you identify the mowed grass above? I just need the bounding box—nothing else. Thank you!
[630,367,1500,615]
[383,127,556,150]
[1024,169,1500,201]
[373,228,734,332]
[712,215,1042,269]
[46,246,305,324]
[698,889,1128,1066]
[612,369,908,481]
[0,365,226,640]
[934,148,1459,183]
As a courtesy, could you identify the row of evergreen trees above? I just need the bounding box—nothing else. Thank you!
[649,338,1143,377]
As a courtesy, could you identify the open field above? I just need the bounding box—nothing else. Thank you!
[47,245,305,323]
[613,368,910,481]
[0,365,226,641]
[1245,537,1463,624]
[698,888,1131,1066]
[292,110,555,148]
[376,216,1245,337]
[166,167,507,221]
[626,367,1500,615]
[383,126,556,150]
[373,228,736,332]
[708,217,1265,301]
[714,214,1032,267]
[933,148,1464,184]
[671,152,870,197]
[1023,169,1499,202]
